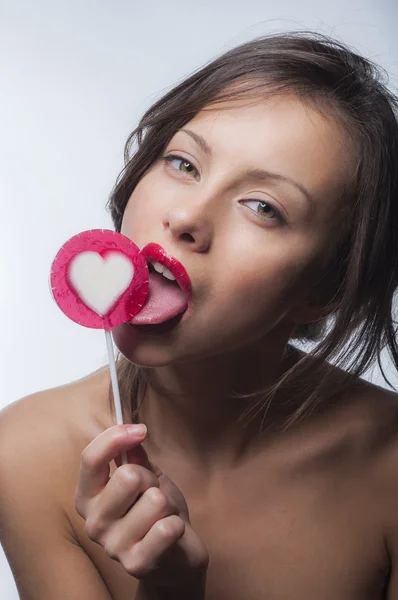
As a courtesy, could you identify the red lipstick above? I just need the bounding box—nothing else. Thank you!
[140,243,192,303]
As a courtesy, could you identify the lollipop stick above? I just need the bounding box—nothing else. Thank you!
[105,330,128,465]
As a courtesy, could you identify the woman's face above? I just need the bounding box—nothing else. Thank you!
[112,95,354,366]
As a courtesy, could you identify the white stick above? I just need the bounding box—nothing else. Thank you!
[105,330,128,465]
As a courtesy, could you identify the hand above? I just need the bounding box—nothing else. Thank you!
[74,424,209,589]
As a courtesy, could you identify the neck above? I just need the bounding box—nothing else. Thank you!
[140,337,300,471]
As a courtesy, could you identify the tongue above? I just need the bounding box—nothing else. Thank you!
[130,271,188,325]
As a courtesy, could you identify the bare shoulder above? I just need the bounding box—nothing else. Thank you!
[347,379,398,593]
[324,370,398,461]
[0,368,121,599]
[0,366,113,447]
[0,366,114,508]
[356,378,398,489]
[337,376,398,530]
[341,376,398,447]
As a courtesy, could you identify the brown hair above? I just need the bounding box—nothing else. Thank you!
[106,30,398,431]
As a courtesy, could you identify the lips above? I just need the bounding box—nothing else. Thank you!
[140,243,192,303]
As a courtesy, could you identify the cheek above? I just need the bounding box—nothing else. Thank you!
[209,255,305,325]
[121,198,146,239]
[121,177,161,238]
[205,255,312,339]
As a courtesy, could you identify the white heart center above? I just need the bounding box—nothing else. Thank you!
[69,251,134,316]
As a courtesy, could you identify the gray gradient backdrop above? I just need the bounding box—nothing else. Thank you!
[1,1,397,597]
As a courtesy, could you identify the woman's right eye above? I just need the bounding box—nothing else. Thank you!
[161,154,199,179]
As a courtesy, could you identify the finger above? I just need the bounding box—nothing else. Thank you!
[111,486,180,550]
[168,520,210,571]
[77,424,147,501]
[114,443,151,470]
[115,442,163,481]
[96,463,159,524]
[124,514,186,578]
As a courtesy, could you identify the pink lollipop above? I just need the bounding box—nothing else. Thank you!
[50,229,149,463]
[50,229,148,329]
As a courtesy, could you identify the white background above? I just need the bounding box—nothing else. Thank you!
[1,1,397,597]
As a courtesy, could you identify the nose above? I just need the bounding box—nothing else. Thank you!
[162,204,213,252]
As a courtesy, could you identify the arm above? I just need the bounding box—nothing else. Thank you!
[0,396,112,600]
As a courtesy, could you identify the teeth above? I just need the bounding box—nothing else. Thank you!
[152,261,164,274]
[162,267,176,281]
[149,261,176,282]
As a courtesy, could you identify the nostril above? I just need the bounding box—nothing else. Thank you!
[180,233,195,243]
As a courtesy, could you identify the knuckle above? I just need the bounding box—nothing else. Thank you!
[85,516,105,541]
[155,515,184,540]
[123,553,149,579]
[116,464,140,487]
[103,539,119,561]
[145,487,168,511]
[80,448,96,470]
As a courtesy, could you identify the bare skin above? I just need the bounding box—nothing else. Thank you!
[112,93,358,479]
[3,95,398,598]
[3,363,398,599]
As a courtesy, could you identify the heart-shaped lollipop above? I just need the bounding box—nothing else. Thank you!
[50,229,149,330]
[50,229,149,465]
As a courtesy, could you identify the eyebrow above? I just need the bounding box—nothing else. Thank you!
[178,128,315,214]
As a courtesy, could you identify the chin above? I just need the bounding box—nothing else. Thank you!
[111,323,177,367]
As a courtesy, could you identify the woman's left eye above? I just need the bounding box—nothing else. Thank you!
[242,199,283,224]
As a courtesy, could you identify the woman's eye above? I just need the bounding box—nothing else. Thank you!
[162,154,199,179]
[243,199,284,224]
[161,153,283,225]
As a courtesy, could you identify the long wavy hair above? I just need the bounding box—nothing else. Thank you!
[106,30,398,431]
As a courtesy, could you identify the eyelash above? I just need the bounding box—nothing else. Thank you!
[161,153,284,225]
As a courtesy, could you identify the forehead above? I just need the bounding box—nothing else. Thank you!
[177,95,356,218]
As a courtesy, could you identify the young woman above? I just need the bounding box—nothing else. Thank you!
[1,30,398,600]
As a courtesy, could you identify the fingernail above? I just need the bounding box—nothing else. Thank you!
[127,424,147,436]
